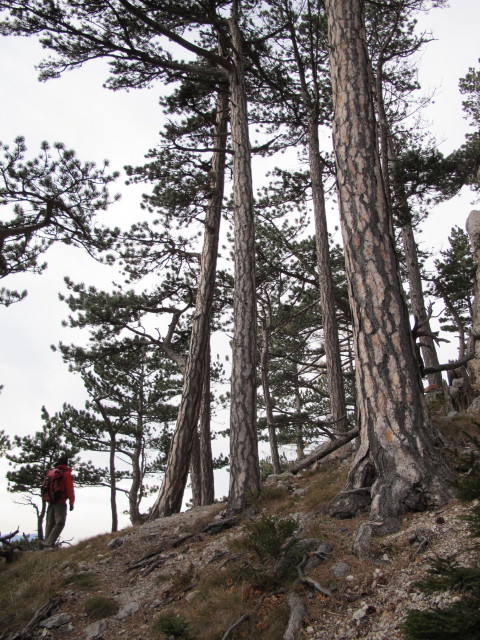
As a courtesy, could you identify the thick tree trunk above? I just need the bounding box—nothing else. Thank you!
[260,320,282,474]
[226,5,261,514]
[324,0,451,548]
[149,87,228,518]
[309,119,348,434]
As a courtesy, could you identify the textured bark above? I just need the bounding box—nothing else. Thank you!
[190,428,202,507]
[149,87,228,518]
[109,434,118,532]
[401,222,444,389]
[191,345,215,506]
[283,592,307,640]
[467,210,480,392]
[226,5,261,514]
[198,349,215,505]
[128,420,144,525]
[369,18,443,393]
[309,121,348,434]
[286,7,348,434]
[324,0,451,540]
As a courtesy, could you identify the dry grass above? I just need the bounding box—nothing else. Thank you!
[300,461,349,512]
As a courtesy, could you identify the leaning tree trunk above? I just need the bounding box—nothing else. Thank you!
[149,86,228,518]
[226,4,261,514]
[324,0,451,553]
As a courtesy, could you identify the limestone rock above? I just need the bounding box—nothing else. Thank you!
[84,619,108,639]
[39,613,71,629]
[116,601,139,620]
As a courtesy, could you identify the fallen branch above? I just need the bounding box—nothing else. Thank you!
[0,529,19,545]
[10,595,60,640]
[220,613,250,640]
[289,428,359,474]
[283,591,307,640]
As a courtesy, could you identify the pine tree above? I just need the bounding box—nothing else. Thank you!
[6,408,103,539]
[0,137,118,306]
[324,0,451,556]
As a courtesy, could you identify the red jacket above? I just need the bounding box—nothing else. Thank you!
[57,464,75,506]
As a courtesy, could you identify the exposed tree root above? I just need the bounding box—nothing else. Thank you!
[283,591,307,640]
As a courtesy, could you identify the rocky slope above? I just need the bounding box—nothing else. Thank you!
[2,442,477,640]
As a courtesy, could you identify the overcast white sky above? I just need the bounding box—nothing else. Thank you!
[0,0,479,542]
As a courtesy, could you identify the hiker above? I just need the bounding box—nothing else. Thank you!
[42,456,75,547]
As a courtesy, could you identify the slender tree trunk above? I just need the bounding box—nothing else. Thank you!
[308,119,348,434]
[285,3,347,434]
[128,418,144,525]
[260,319,282,474]
[149,86,228,518]
[190,429,202,507]
[466,210,480,392]
[324,0,451,553]
[294,384,305,460]
[401,222,444,389]
[109,432,118,532]
[199,343,215,504]
[371,36,443,392]
[226,3,261,513]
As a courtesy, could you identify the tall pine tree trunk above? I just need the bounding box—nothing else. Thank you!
[324,0,451,554]
[190,344,215,506]
[401,222,443,389]
[109,432,118,532]
[286,3,347,434]
[198,344,215,504]
[309,118,348,434]
[260,318,282,474]
[226,2,261,513]
[149,86,228,518]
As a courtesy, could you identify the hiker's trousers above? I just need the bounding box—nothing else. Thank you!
[45,502,67,546]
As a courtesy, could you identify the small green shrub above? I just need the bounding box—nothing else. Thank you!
[237,515,299,560]
[84,595,119,620]
[152,613,192,639]
[413,556,480,594]
[62,572,97,590]
[401,598,480,640]
[232,515,301,589]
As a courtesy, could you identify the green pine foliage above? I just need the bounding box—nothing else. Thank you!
[231,515,301,589]
[402,599,480,640]
[152,613,192,639]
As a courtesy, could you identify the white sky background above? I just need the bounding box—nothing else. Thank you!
[0,0,479,542]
